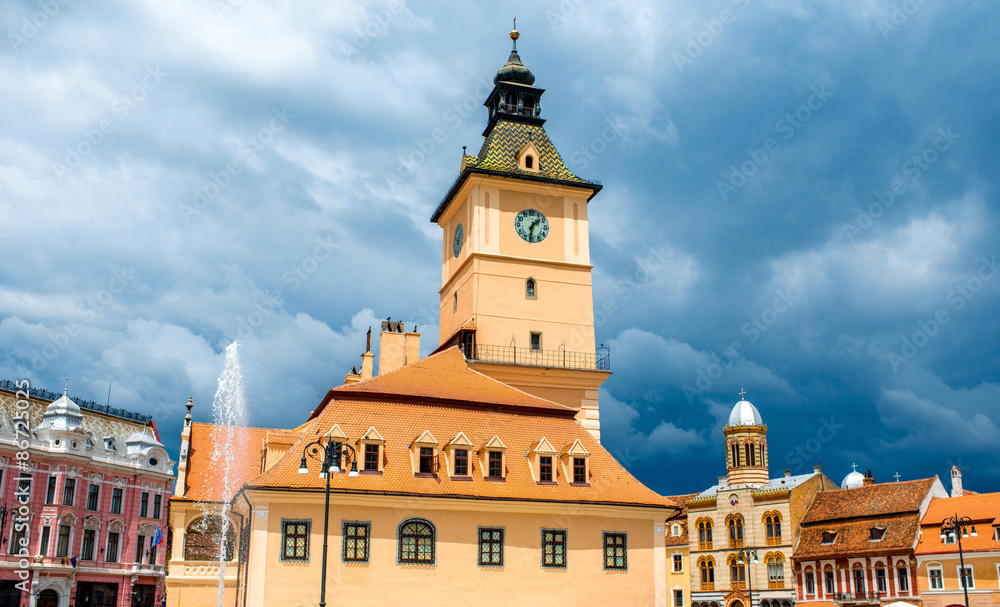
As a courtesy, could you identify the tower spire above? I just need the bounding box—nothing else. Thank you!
[511,17,518,52]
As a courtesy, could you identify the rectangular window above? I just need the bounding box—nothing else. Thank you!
[9,524,25,556]
[87,484,100,511]
[152,495,162,519]
[140,492,149,517]
[876,567,887,592]
[674,590,684,607]
[46,475,57,504]
[824,571,836,594]
[135,535,146,563]
[342,522,369,562]
[15,473,32,503]
[573,457,586,483]
[282,520,309,561]
[418,447,434,474]
[542,529,566,568]
[929,567,943,589]
[364,444,379,471]
[111,488,123,514]
[56,525,71,557]
[478,527,503,566]
[62,478,76,506]
[81,529,95,561]
[897,567,909,592]
[106,532,120,563]
[673,553,683,572]
[39,526,51,556]
[805,572,816,595]
[604,532,627,570]
[530,332,541,350]
[454,449,469,476]
[539,456,553,482]
[488,451,503,478]
[148,543,158,565]
[959,566,974,589]
[853,569,865,594]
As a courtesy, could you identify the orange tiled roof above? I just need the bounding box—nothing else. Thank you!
[664,493,696,546]
[328,347,574,413]
[174,423,270,503]
[915,493,1000,555]
[795,514,920,559]
[799,478,937,524]
[248,395,671,509]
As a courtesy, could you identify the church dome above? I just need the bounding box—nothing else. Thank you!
[728,399,763,426]
[36,391,84,432]
[494,25,535,86]
[841,468,865,489]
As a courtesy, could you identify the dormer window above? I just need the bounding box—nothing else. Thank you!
[488,451,503,478]
[446,432,474,478]
[525,155,534,169]
[410,431,438,477]
[560,439,590,486]
[540,456,553,482]
[518,143,541,172]
[869,527,886,541]
[358,427,385,473]
[821,531,837,545]
[104,437,116,452]
[530,437,558,484]
[480,435,507,480]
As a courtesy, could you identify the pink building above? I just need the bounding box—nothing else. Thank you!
[0,382,176,607]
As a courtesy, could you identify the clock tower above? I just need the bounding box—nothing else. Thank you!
[431,23,609,439]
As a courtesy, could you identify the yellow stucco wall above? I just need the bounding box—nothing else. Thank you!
[917,554,1000,607]
[238,492,666,607]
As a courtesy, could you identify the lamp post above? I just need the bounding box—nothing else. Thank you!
[941,514,976,607]
[738,548,759,607]
[298,437,358,607]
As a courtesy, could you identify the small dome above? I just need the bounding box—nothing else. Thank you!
[728,399,763,426]
[841,468,865,489]
[494,50,535,86]
[36,393,84,432]
[125,431,164,456]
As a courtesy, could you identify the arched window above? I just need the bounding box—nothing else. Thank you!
[452,292,457,313]
[727,514,744,548]
[766,552,785,589]
[852,564,866,594]
[875,562,888,593]
[728,554,746,589]
[526,278,536,299]
[698,556,716,590]
[764,511,782,545]
[745,443,756,467]
[697,518,714,550]
[522,95,535,117]
[504,92,517,113]
[731,443,740,467]
[398,519,435,564]
[525,155,534,169]
[184,515,236,561]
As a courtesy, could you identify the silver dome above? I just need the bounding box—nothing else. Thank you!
[841,469,865,489]
[36,393,84,432]
[728,399,763,426]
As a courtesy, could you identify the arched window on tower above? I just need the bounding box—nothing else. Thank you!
[522,95,535,117]
[745,443,756,467]
[731,443,740,467]
[526,278,536,299]
[504,92,517,114]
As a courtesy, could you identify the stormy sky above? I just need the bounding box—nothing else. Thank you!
[2,0,998,495]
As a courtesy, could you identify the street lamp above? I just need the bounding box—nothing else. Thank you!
[737,548,759,607]
[298,437,359,607]
[941,514,977,607]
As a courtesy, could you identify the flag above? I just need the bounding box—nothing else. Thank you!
[61,556,68,565]
[70,555,79,567]
[151,526,163,548]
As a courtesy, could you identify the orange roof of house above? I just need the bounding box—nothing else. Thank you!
[795,515,921,559]
[248,395,672,509]
[328,347,574,413]
[664,493,696,546]
[915,493,1000,555]
[799,478,937,524]
[174,423,270,503]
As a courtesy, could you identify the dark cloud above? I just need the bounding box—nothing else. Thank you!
[1,0,997,495]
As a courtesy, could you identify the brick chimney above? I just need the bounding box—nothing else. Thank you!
[950,465,963,497]
[863,469,875,486]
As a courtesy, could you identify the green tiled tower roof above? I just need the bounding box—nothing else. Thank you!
[464,120,592,185]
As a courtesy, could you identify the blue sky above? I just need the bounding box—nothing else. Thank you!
[1,0,998,495]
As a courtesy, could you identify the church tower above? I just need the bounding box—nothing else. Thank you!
[431,23,609,439]
[724,392,769,487]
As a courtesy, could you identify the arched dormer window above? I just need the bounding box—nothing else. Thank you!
[398,518,435,564]
[525,155,534,169]
[526,278,537,299]
[185,515,236,561]
[727,514,744,548]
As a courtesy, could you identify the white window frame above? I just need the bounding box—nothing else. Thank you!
[927,565,944,590]
[672,552,684,572]
[804,570,816,596]
[896,564,909,592]
[673,588,684,607]
[957,565,974,590]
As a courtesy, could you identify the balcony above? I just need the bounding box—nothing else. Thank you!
[833,593,886,604]
[464,343,610,372]
[170,560,239,579]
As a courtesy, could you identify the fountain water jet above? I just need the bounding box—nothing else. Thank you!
[208,341,249,607]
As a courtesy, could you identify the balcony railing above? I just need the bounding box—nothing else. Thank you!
[833,593,886,604]
[465,343,610,372]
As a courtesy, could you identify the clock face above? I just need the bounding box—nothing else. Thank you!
[453,223,464,258]
[514,209,549,243]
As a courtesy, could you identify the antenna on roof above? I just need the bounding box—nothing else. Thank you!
[107,381,112,407]
[64,378,69,396]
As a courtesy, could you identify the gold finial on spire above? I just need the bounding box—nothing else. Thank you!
[510,17,519,50]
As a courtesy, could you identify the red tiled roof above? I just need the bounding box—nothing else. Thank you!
[916,493,1000,555]
[174,423,270,503]
[248,396,671,508]
[799,478,937,524]
[795,514,920,559]
[328,347,574,413]
[664,493,696,546]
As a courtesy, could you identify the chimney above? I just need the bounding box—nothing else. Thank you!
[863,469,875,486]
[813,465,822,474]
[784,469,792,478]
[379,319,407,375]
[404,328,421,366]
[360,327,374,379]
[950,465,963,497]
[344,366,362,385]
